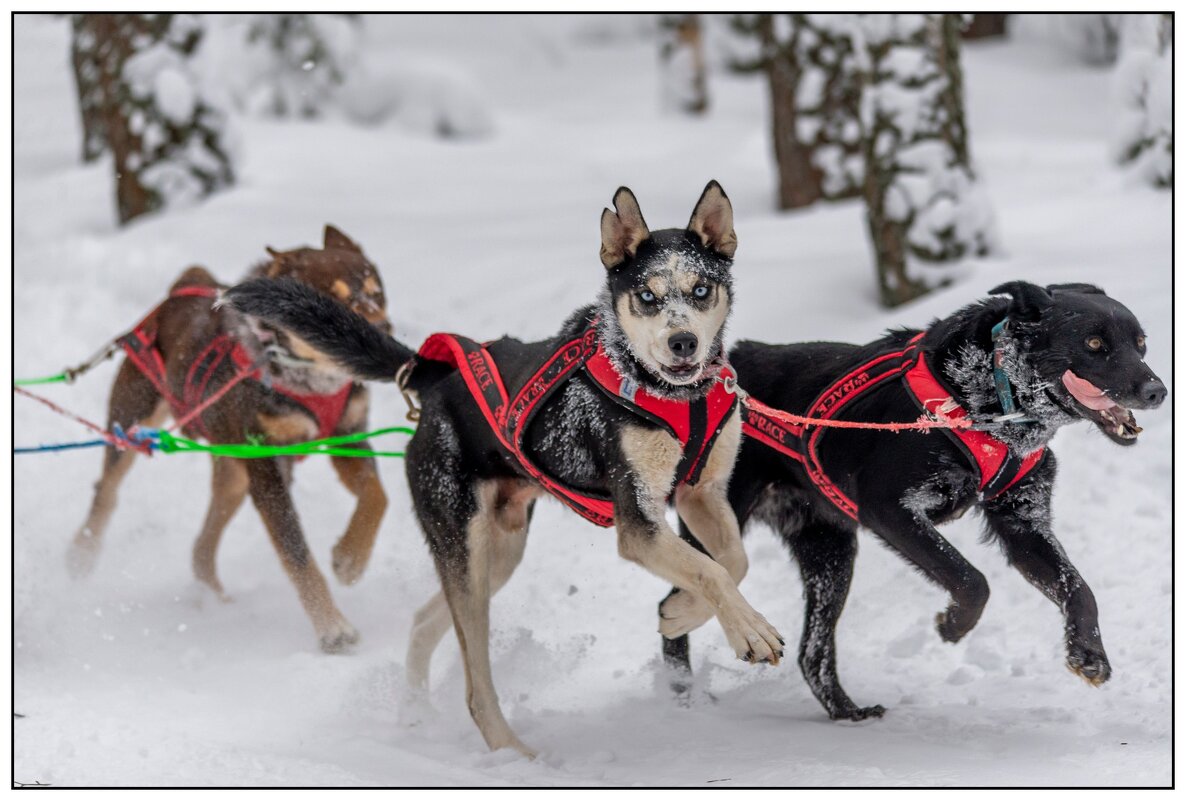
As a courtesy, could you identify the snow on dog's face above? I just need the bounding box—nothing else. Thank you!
[991,281,1166,446]
[598,181,736,390]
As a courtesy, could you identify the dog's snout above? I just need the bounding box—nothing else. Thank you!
[668,331,698,358]
[1138,378,1167,408]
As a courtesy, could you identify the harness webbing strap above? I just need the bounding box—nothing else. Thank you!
[119,283,354,443]
[902,353,1046,501]
[742,400,806,465]
[742,332,1046,522]
[415,325,739,528]
[583,346,739,486]
[417,329,616,527]
[118,324,183,412]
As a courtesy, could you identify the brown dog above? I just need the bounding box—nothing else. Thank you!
[67,226,391,652]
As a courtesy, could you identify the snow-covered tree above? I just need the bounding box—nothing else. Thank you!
[70,15,106,162]
[659,14,708,114]
[237,14,362,118]
[856,13,998,307]
[1114,14,1172,189]
[730,14,863,208]
[1057,14,1124,65]
[73,14,236,224]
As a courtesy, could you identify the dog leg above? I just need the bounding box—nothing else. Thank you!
[406,590,453,692]
[662,468,766,698]
[406,482,534,694]
[618,426,783,665]
[662,481,748,638]
[68,360,167,579]
[981,456,1110,685]
[434,481,535,757]
[864,504,990,645]
[192,455,249,600]
[659,413,749,638]
[789,521,885,721]
[245,457,358,653]
[329,451,388,585]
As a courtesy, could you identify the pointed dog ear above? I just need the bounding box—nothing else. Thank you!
[687,180,737,259]
[1047,282,1107,296]
[323,225,362,253]
[599,187,650,269]
[989,280,1054,322]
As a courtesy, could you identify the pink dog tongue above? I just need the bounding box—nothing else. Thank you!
[1062,370,1117,411]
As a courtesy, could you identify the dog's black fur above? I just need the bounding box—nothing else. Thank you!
[663,281,1166,721]
[227,182,784,755]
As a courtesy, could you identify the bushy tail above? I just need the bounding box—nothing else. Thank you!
[223,277,415,382]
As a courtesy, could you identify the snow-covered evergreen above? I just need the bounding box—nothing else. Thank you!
[856,13,998,307]
[1113,14,1172,188]
[229,14,362,118]
[71,13,236,223]
[69,15,106,163]
[727,14,863,208]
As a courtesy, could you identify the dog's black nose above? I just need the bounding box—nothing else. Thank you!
[668,331,698,358]
[1139,378,1167,407]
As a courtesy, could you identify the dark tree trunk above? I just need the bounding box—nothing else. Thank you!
[659,14,708,115]
[732,14,862,210]
[962,14,1008,40]
[76,14,235,224]
[762,16,820,210]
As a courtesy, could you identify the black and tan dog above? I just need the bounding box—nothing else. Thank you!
[660,281,1166,720]
[226,182,784,756]
[67,226,391,653]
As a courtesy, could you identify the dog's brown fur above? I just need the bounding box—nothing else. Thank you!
[67,226,391,652]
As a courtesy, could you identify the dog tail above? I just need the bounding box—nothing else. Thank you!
[223,277,415,382]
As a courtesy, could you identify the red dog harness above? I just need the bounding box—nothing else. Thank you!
[742,333,1046,521]
[416,324,739,527]
[118,285,353,440]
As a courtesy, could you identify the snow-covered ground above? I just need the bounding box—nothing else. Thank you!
[13,15,1171,787]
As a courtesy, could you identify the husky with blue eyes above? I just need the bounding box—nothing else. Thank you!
[226,181,782,757]
[597,199,735,397]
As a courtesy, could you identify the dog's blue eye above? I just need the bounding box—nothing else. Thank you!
[639,290,656,303]
[693,285,710,299]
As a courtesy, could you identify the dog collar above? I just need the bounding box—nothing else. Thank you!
[990,318,1036,425]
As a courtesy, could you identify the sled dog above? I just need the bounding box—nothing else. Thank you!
[69,226,391,653]
[226,182,783,755]
[662,281,1165,720]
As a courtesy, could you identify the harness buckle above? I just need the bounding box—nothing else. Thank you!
[395,360,420,422]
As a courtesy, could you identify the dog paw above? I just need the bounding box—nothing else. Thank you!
[658,589,715,639]
[830,703,886,722]
[1066,643,1111,686]
[934,605,977,644]
[491,735,538,760]
[398,686,437,728]
[718,603,784,666]
[332,544,367,586]
[318,618,361,654]
[65,533,100,580]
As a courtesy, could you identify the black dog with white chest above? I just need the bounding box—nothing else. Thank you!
[662,281,1166,721]
[226,181,784,756]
